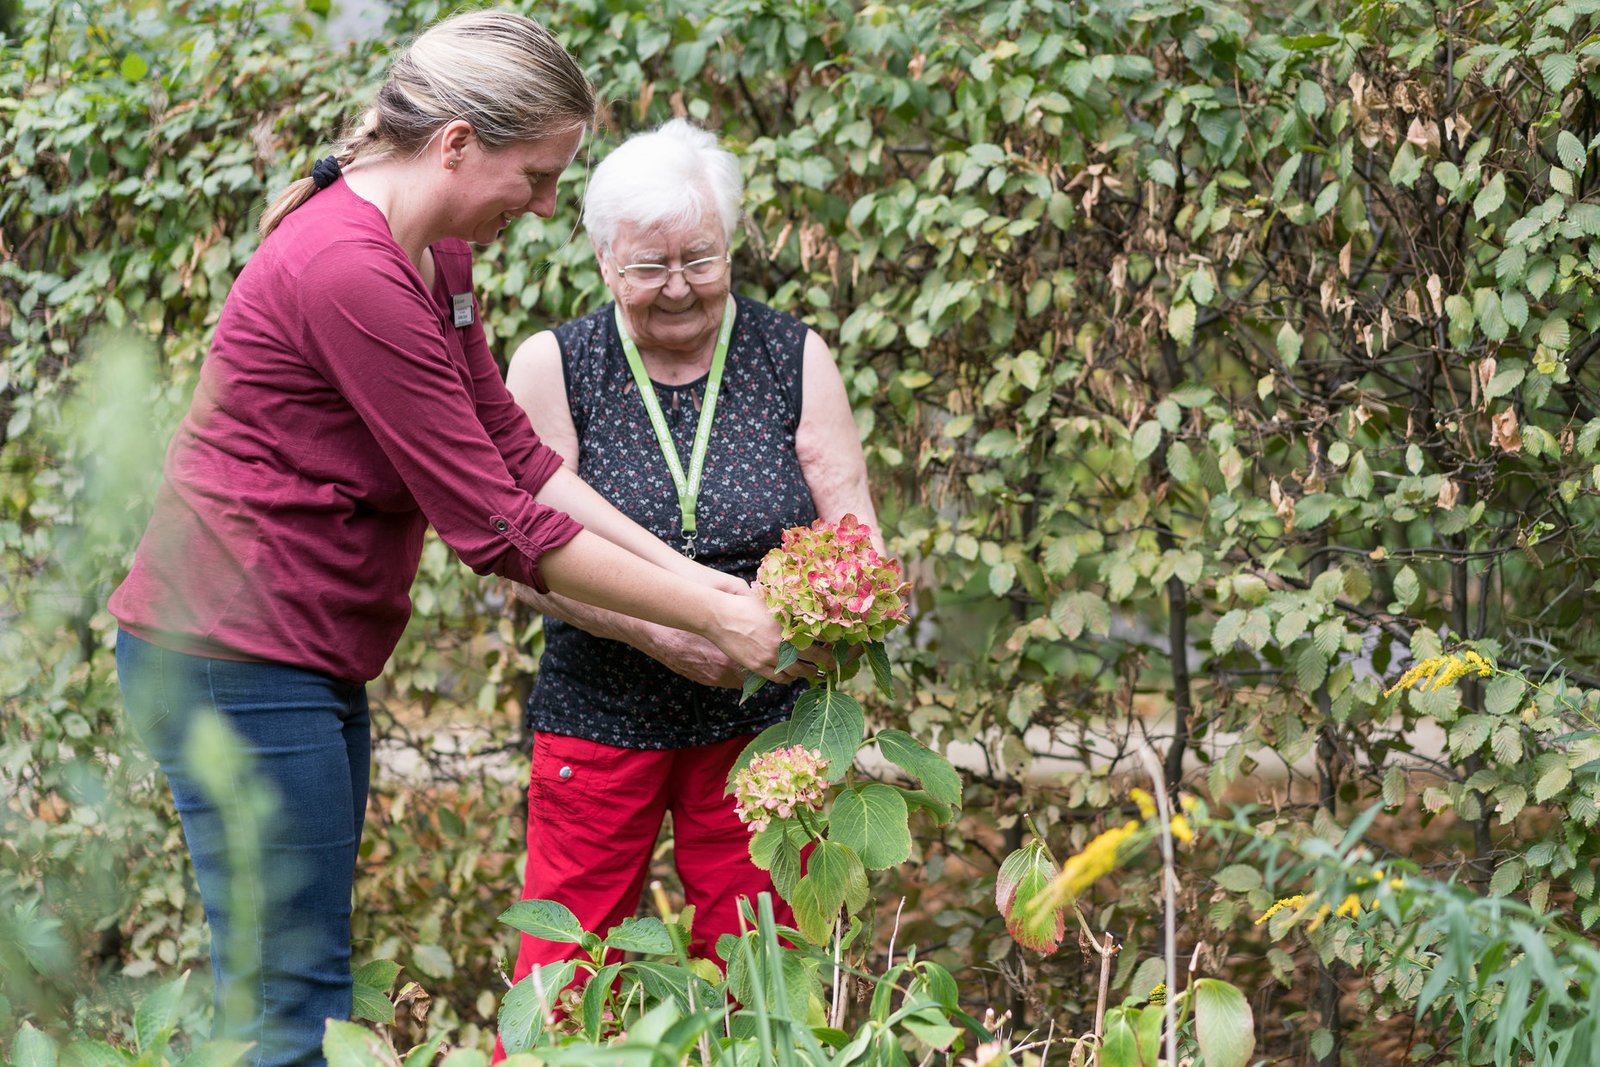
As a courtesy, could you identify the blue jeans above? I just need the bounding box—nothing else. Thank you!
[116,630,370,1067]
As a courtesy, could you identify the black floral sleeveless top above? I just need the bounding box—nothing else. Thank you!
[525,295,818,748]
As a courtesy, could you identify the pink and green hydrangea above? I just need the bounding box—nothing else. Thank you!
[754,514,911,650]
[731,745,830,832]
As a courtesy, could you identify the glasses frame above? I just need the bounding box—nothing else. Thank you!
[615,253,731,290]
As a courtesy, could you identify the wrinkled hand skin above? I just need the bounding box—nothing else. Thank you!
[655,628,744,689]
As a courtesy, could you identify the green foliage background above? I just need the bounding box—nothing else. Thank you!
[7,0,1600,1060]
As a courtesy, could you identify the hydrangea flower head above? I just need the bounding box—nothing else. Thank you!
[755,514,912,649]
[731,744,829,832]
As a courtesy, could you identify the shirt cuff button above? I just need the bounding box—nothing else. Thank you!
[494,519,509,532]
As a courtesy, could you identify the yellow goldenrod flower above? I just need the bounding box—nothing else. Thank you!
[1254,895,1308,925]
[1169,814,1194,844]
[1129,787,1157,821]
[1033,821,1141,912]
[1147,982,1167,1005]
[1385,651,1495,697]
[1178,794,1199,813]
[1335,894,1363,918]
[1389,877,1405,891]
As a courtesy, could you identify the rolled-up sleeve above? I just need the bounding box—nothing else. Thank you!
[296,242,581,591]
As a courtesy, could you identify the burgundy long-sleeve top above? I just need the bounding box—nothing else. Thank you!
[110,179,582,683]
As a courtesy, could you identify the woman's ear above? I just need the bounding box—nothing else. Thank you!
[439,119,475,169]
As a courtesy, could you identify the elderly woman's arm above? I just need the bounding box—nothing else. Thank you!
[506,330,748,688]
[793,331,885,552]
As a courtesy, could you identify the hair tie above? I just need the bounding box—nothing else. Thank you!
[310,156,342,190]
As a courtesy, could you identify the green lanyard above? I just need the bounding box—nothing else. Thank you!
[614,298,736,558]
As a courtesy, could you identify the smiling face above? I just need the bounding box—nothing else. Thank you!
[448,126,584,245]
[601,214,731,360]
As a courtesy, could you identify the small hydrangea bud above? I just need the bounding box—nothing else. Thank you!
[731,745,830,832]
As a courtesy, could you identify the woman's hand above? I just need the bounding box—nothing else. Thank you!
[703,591,808,681]
[649,629,745,688]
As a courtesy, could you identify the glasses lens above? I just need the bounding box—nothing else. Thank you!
[684,256,727,283]
[623,264,668,289]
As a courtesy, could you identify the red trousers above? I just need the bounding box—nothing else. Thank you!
[509,731,793,984]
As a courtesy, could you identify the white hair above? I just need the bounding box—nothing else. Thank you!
[582,119,742,254]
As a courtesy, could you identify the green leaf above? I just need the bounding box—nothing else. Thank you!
[1484,366,1525,400]
[1100,1013,1140,1067]
[61,1041,132,1067]
[120,53,149,81]
[776,641,799,673]
[791,687,866,781]
[749,821,806,898]
[1527,258,1557,299]
[1344,450,1374,499]
[1296,78,1327,118]
[1146,158,1177,187]
[1389,143,1424,188]
[996,840,1064,954]
[1474,173,1506,220]
[1502,289,1529,330]
[1273,153,1303,201]
[1484,674,1525,716]
[1535,764,1573,803]
[1489,858,1524,897]
[740,671,769,703]
[865,641,893,699]
[901,1009,962,1051]
[1214,864,1263,892]
[1132,419,1162,462]
[400,1036,451,1067]
[1313,180,1341,217]
[829,784,911,869]
[1541,52,1578,92]
[498,900,588,945]
[1276,321,1302,367]
[1393,566,1420,608]
[1193,978,1255,1067]
[1212,609,1246,652]
[352,960,399,1025]
[410,943,454,980]
[875,729,963,811]
[1540,317,1571,350]
[499,960,578,1054]
[134,972,187,1054]
[175,1043,253,1067]
[12,1025,58,1067]
[324,1022,401,1067]
[1296,642,1328,691]
[603,916,674,956]
[1558,129,1587,175]
[790,840,868,944]
[1168,301,1196,346]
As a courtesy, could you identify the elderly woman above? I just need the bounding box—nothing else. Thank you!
[503,119,879,977]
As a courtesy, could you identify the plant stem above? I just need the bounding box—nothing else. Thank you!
[1135,745,1179,1067]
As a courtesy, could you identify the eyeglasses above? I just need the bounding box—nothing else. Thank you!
[616,253,730,290]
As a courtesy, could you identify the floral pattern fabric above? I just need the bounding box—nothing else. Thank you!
[526,295,818,748]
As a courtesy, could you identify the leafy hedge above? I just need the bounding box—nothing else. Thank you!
[6,0,1600,1060]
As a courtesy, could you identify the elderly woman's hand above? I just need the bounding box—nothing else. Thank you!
[648,628,744,688]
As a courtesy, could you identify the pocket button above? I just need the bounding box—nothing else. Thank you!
[558,765,573,780]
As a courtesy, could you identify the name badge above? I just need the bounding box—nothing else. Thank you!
[451,292,474,328]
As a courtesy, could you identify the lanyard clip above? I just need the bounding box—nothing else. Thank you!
[682,530,698,559]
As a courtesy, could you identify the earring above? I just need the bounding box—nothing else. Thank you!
[446,159,458,169]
